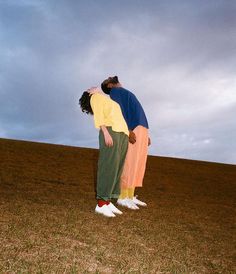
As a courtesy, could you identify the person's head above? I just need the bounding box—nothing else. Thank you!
[79,91,93,115]
[101,76,120,94]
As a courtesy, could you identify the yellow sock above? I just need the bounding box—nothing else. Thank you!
[128,187,135,199]
[119,188,128,199]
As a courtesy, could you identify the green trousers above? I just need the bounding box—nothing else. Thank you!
[97,127,128,201]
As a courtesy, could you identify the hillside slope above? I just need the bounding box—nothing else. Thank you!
[0,138,235,273]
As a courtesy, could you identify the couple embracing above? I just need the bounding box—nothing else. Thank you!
[79,76,151,217]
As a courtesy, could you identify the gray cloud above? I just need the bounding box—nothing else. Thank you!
[0,0,236,164]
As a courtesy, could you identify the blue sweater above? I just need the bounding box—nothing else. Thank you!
[110,87,149,130]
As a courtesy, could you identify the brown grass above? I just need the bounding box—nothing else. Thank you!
[0,138,235,273]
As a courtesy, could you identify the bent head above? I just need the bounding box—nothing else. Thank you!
[79,91,93,115]
[101,76,120,94]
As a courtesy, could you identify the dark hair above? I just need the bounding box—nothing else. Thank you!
[79,91,93,115]
[101,76,119,94]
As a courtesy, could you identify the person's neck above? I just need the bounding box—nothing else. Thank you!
[113,83,122,88]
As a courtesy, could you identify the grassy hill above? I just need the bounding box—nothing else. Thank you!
[0,138,235,273]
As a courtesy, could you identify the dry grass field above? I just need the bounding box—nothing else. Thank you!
[0,138,235,273]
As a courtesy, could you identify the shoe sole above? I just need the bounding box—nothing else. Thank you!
[117,203,139,210]
[111,210,123,215]
[133,202,147,207]
[95,210,116,218]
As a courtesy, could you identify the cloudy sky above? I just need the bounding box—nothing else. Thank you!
[1,0,236,164]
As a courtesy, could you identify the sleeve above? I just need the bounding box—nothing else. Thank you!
[123,92,132,130]
[90,95,106,128]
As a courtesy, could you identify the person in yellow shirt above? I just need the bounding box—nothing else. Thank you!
[79,88,129,217]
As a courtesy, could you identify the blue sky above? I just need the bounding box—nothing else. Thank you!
[1,0,236,164]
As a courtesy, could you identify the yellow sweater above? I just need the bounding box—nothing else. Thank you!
[90,93,129,136]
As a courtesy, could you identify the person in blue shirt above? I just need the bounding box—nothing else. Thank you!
[100,76,151,209]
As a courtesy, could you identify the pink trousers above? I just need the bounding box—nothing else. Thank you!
[120,126,149,188]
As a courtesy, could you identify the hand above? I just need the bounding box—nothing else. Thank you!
[129,131,136,144]
[87,86,101,95]
[148,137,151,146]
[104,131,113,147]
[100,126,113,147]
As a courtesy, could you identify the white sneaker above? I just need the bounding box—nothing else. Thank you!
[117,198,139,210]
[133,196,147,207]
[95,205,116,217]
[126,199,140,210]
[107,202,123,215]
